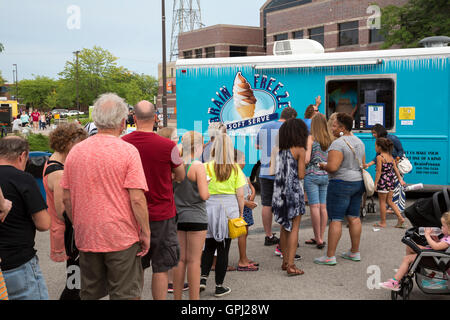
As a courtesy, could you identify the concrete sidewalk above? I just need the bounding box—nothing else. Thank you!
[34,194,450,300]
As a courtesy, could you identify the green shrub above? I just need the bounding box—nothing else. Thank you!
[26,133,52,152]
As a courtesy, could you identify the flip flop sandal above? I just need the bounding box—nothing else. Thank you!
[373,223,386,228]
[394,222,407,229]
[248,260,259,266]
[305,239,317,245]
[237,265,259,271]
[316,242,326,249]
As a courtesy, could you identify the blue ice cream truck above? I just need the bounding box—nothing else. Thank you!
[175,41,450,191]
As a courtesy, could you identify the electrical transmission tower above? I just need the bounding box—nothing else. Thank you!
[170,0,203,61]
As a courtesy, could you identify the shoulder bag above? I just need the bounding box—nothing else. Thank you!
[398,156,412,175]
[228,217,248,239]
[343,139,375,197]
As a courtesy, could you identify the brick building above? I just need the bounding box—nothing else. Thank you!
[178,24,265,59]
[262,0,409,54]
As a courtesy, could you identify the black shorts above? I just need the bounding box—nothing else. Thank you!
[260,177,275,207]
[141,217,180,273]
[177,223,208,232]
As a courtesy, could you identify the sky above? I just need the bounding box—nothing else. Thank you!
[0,0,267,82]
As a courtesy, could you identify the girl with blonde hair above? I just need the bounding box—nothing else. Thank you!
[305,113,332,249]
[200,133,246,297]
[380,212,450,291]
[172,131,210,300]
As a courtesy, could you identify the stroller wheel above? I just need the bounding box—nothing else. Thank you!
[391,290,399,300]
[360,207,367,219]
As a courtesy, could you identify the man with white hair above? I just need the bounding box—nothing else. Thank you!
[122,100,185,300]
[61,93,150,300]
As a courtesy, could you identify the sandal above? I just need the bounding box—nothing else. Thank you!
[316,242,326,249]
[305,239,317,245]
[287,265,304,276]
[373,222,386,228]
[248,260,259,267]
[237,264,259,271]
[394,221,407,229]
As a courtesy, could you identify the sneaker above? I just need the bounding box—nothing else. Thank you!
[276,245,301,260]
[214,285,231,297]
[168,282,189,293]
[264,234,280,246]
[314,255,337,266]
[274,245,282,256]
[200,277,207,292]
[341,251,361,262]
[379,279,400,292]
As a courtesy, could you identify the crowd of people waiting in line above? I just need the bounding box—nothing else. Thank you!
[0,92,413,300]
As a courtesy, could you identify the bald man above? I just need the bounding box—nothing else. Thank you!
[122,101,185,300]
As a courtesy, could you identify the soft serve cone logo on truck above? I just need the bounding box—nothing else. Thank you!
[233,72,257,119]
[208,72,291,132]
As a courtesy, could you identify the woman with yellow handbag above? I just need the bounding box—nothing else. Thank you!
[200,133,247,297]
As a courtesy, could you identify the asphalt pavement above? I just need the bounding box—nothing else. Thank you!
[34,193,450,300]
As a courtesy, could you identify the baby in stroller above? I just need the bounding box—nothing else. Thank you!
[379,211,450,292]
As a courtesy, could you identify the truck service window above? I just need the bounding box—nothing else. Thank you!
[326,79,395,130]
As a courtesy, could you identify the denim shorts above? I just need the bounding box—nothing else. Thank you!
[326,180,365,222]
[2,255,49,300]
[304,174,329,205]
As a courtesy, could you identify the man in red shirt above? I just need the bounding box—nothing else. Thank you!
[31,110,40,131]
[122,100,185,300]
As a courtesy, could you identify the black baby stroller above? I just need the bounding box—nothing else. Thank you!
[391,187,450,300]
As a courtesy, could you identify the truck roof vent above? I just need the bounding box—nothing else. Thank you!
[419,36,450,48]
[273,39,325,55]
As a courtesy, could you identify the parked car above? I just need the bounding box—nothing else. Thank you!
[68,110,84,116]
[51,109,69,117]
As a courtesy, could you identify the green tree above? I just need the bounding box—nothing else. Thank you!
[44,90,58,110]
[10,76,58,110]
[0,43,4,52]
[380,0,450,48]
[59,46,159,108]
[0,71,6,86]
[59,46,124,107]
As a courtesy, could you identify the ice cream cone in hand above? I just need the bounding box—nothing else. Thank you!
[233,72,257,119]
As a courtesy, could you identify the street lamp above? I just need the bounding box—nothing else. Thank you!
[73,51,80,111]
[161,0,168,127]
[12,64,18,101]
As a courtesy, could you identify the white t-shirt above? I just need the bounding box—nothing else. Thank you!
[12,119,22,131]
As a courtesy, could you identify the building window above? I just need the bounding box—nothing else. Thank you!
[194,48,202,58]
[205,47,215,58]
[326,78,395,130]
[230,46,247,57]
[370,28,385,43]
[274,33,288,42]
[308,26,324,46]
[293,30,304,39]
[339,21,359,46]
[183,50,193,59]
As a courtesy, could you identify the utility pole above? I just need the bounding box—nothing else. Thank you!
[73,51,80,111]
[162,0,168,127]
[12,64,18,101]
